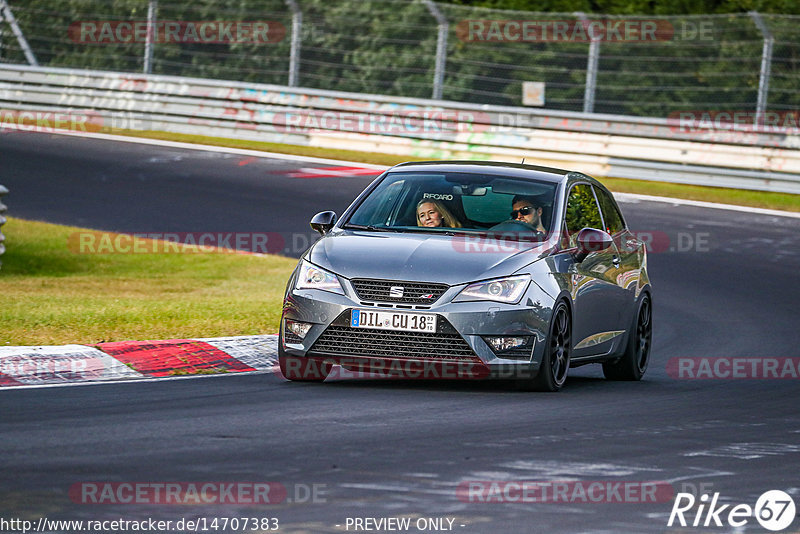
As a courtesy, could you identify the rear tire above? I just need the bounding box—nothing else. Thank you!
[518,301,571,392]
[603,293,652,381]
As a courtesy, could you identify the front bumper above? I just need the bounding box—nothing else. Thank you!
[280,281,555,380]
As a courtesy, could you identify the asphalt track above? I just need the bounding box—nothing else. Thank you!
[2,131,800,533]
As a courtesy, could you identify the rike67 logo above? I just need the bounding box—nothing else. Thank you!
[668,490,796,531]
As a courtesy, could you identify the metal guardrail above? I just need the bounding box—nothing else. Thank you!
[1,64,799,194]
[0,184,7,269]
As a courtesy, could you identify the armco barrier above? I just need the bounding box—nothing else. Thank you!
[1,64,799,194]
[0,184,7,269]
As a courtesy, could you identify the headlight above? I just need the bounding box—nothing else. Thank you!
[454,274,530,304]
[295,260,344,295]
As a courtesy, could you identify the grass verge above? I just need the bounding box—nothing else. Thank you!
[118,129,800,213]
[0,217,296,346]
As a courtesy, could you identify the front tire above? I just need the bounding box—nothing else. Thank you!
[519,301,571,392]
[603,293,652,381]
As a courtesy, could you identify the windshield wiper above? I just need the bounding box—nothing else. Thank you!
[396,227,446,234]
[343,224,395,232]
[394,227,470,237]
[345,224,467,236]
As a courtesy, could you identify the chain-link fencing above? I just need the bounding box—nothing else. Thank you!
[0,0,798,119]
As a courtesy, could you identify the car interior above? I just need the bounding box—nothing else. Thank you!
[349,172,557,236]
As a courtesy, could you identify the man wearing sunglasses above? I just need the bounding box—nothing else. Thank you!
[510,195,547,234]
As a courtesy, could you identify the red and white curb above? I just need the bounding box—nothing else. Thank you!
[0,335,278,388]
[286,165,384,179]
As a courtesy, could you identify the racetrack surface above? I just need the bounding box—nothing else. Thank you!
[2,132,800,532]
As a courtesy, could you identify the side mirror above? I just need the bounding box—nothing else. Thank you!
[574,227,613,263]
[310,211,337,236]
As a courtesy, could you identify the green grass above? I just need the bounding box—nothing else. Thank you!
[115,129,800,213]
[599,177,800,212]
[0,217,296,346]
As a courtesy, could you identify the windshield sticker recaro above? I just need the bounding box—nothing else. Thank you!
[422,193,454,201]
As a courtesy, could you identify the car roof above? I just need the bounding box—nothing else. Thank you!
[390,160,570,184]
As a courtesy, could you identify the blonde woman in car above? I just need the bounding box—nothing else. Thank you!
[416,199,462,228]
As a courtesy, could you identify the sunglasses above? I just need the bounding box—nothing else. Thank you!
[510,206,536,218]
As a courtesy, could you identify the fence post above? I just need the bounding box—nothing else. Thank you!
[0,7,4,61]
[285,0,302,87]
[143,0,157,74]
[422,0,448,100]
[576,12,599,114]
[749,11,773,127]
[0,0,37,66]
[0,185,8,270]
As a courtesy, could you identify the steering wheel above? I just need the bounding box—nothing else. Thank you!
[488,220,543,235]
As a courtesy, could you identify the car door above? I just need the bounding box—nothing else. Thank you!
[594,185,643,328]
[562,183,629,359]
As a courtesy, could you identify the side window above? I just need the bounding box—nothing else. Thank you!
[565,184,603,244]
[594,187,625,234]
[350,180,407,227]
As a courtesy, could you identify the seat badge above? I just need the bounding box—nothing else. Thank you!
[389,286,405,298]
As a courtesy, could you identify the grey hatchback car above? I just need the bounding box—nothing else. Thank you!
[279,161,652,391]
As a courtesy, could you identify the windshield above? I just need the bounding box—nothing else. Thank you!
[345,171,558,240]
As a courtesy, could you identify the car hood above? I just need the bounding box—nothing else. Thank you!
[307,229,552,285]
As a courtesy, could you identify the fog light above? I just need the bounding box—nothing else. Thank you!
[484,336,534,360]
[486,336,526,352]
[285,319,312,340]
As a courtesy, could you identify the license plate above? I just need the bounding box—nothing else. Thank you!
[350,309,437,333]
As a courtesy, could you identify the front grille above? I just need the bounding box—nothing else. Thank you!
[284,331,303,344]
[351,279,449,304]
[310,313,478,362]
[498,346,535,360]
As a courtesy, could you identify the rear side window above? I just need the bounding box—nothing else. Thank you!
[565,183,603,237]
[594,187,625,234]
